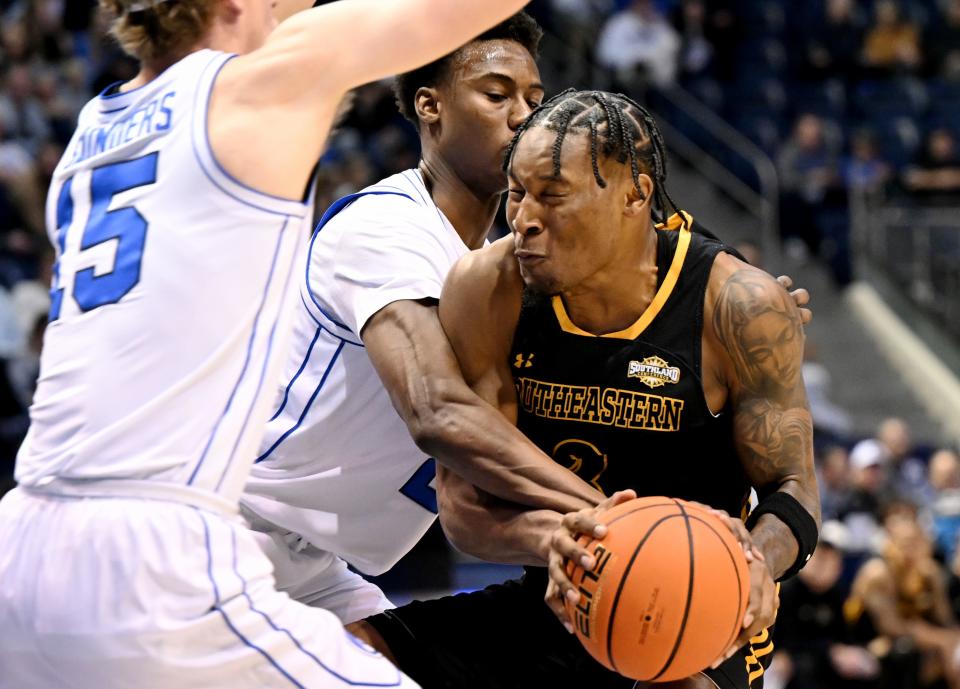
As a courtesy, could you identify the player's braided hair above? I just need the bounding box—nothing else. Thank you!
[504,89,685,227]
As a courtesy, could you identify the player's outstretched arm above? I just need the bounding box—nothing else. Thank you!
[211,0,532,199]
[706,253,821,655]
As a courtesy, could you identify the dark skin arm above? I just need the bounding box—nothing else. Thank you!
[428,238,603,560]
[437,465,561,565]
[361,293,602,514]
[704,253,820,656]
[706,255,820,579]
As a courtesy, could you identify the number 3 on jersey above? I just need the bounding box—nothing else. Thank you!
[50,152,158,321]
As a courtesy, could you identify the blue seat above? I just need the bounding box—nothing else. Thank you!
[789,79,848,119]
[866,115,921,170]
[854,79,929,119]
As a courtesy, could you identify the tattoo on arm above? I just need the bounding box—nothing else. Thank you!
[713,269,820,577]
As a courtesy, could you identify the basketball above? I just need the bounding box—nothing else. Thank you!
[564,497,750,683]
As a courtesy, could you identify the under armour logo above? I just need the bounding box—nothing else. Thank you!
[514,353,534,369]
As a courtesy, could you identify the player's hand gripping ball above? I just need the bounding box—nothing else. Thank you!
[563,497,750,682]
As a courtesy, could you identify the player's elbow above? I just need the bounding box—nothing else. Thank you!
[405,378,467,454]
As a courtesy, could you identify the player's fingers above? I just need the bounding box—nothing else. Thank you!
[798,306,813,325]
[718,515,760,563]
[544,579,575,633]
[775,274,794,290]
[563,511,606,540]
[547,552,579,607]
[790,287,810,306]
[551,527,595,570]
[604,489,637,507]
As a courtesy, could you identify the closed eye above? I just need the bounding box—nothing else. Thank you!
[486,93,508,103]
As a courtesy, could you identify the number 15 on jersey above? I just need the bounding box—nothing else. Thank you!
[50,152,158,321]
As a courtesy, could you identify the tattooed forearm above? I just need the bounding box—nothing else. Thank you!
[713,269,821,578]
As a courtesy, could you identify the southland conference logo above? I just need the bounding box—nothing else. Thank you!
[627,356,680,389]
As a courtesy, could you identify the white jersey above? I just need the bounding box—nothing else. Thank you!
[242,170,470,575]
[15,49,311,509]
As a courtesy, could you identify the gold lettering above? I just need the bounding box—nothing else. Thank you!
[644,395,659,428]
[662,398,684,430]
[513,377,683,431]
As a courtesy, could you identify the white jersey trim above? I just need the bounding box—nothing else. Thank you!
[186,217,303,493]
[189,53,310,219]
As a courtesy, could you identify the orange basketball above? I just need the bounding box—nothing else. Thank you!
[564,496,750,683]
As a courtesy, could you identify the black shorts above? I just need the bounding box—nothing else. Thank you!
[366,569,773,689]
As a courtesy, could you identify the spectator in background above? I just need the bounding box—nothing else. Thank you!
[0,64,51,156]
[803,0,864,82]
[929,449,960,564]
[926,0,960,79]
[847,513,960,689]
[596,0,680,89]
[843,129,892,194]
[861,0,921,75]
[903,128,960,205]
[774,521,880,689]
[0,20,30,65]
[671,0,713,82]
[778,113,840,258]
[840,439,890,553]
[820,445,854,523]
[877,417,930,506]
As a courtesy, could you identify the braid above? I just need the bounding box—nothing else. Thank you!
[587,114,605,188]
[550,104,577,179]
[504,89,686,229]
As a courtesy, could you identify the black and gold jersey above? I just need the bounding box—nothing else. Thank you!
[510,214,750,516]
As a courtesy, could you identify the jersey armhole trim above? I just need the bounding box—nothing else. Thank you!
[191,53,310,218]
[302,190,418,344]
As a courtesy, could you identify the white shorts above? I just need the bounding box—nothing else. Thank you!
[246,512,393,624]
[0,488,419,689]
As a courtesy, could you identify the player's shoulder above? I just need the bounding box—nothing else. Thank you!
[329,170,441,228]
[707,251,790,306]
[440,236,522,347]
[445,236,519,296]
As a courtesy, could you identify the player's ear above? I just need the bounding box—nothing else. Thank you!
[414,87,441,127]
[219,0,242,20]
[623,173,654,217]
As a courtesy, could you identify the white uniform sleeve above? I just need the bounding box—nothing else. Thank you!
[310,193,458,336]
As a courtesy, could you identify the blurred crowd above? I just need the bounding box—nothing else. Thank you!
[547,0,960,286]
[1,2,959,686]
[771,418,960,689]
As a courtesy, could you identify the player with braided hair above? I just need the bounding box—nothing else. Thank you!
[504,88,685,227]
[354,89,820,689]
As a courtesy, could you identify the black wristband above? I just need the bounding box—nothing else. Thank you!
[745,492,818,581]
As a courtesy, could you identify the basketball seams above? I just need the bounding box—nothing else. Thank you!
[650,501,696,681]
[600,500,679,529]
[685,514,746,654]
[603,506,685,674]
[576,498,749,682]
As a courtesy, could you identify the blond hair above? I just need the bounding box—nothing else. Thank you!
[99,0,214,63]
